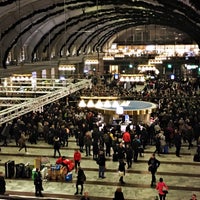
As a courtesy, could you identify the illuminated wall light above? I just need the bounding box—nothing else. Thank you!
[103,55,114,60]
[58,65,76,71]
[79,100,86,107]
[114,54,124,58]
[85,59,99,64]
[87,99,95,108]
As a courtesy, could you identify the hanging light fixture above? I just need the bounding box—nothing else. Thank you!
[104,100,111,108]
[79,99,86,107]
[95,99,103,108]
[112,100,119,108]
[87,99,95,108]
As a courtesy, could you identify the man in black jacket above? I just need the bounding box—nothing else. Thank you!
[148,153,160,187]
[74,167,86,195]
[0,172,6,195]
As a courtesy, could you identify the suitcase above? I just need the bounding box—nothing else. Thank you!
[193,154,200,162]
[163,145,169,154]
[5,160,15,178]
[15,163,25,178]
[112,153,118,162]
[65,172,72,182]
[23,165,32,178]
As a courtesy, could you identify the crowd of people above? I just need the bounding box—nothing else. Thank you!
[0,76,199,199]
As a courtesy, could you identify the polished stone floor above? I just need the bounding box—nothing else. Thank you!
[0,137,200,200]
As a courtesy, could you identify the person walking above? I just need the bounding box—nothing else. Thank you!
[148,153,160,187]
[156,177,168,200]
[18,132,29,153]
[74,149,82,173]
[34,170,43,197]
[118,159,126,185]
[53,136,61,158]
[97,150,106,178]
[113,187,125,200]
[125,144,133,168]
[74,167,86,195]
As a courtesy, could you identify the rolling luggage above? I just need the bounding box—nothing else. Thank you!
[23,165,32,178]
[15,163,25,178]
[5,160,15,178]
[163,145,169,154]
[65,172,72,182]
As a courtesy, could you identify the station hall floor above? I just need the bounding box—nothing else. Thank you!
[0,137,200,200]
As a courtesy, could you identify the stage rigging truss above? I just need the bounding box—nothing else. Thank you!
[0,78,91,125]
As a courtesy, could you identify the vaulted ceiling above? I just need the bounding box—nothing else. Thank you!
[0,0,200,68]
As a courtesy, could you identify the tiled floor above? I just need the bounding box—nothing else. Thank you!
[0,137,200,200]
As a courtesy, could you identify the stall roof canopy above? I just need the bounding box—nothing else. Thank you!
[0,0,200,68]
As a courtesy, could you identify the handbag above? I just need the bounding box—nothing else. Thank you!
[162,186,168,194]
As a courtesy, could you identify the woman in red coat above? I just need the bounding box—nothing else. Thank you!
[156,177,168,200]
[74,149,81,173]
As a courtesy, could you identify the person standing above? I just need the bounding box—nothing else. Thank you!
[125,144,133,168]
[0,172,6,195]
[132,134,141,162]
[117,142,126,160]
[154,133,161,155]
[122,129,131,148]
[74,167,86,195]
[74,149,82,173]
[18,132,29,153]
[156,177,168,200]
[84,131,92,156]
[148,153,160,187]
[113,187,125,200]
[174,128,182,157]
[118,159,126,185]
[53,136,61,158]
[34,170,43,197]
[97,150,106,178]
[1,122,12,146]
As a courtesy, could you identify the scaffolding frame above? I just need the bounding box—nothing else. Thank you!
[0,79,91,125]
